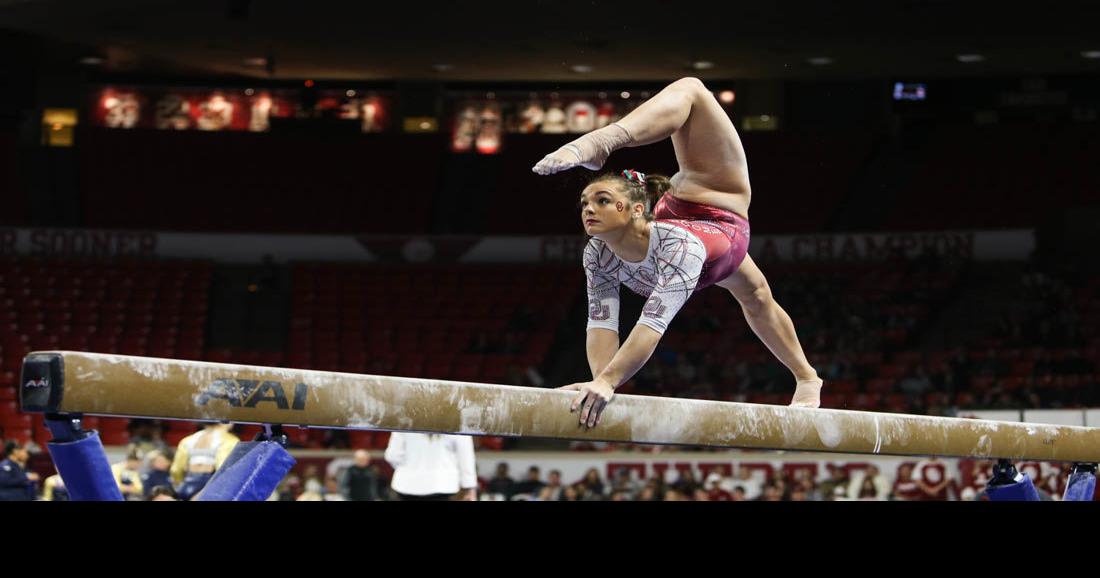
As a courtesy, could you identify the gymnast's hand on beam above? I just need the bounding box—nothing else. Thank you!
[560,379,615,429]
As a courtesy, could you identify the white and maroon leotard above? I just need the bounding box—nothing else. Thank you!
[585,194,750,334]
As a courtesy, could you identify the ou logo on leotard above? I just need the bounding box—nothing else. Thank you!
[588,298,610,321]
[642,296,667,318]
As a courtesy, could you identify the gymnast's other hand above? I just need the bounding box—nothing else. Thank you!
[560,379,615,429]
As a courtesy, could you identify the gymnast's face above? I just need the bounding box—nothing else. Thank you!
[579,181,643,237]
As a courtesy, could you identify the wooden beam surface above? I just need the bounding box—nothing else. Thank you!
[19,351,1100,462]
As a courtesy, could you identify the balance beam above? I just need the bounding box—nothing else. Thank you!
[19,351,1100,462]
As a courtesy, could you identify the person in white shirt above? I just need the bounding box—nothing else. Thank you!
[384,432,478,501]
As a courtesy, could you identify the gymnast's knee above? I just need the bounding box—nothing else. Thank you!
[671,77,709,99]
[735,282,773,317]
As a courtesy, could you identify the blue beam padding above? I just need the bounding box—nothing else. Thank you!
[1063,470,1096,502]
[193,441,296,501]
[986,473,1040,502]
[46,431,123,502]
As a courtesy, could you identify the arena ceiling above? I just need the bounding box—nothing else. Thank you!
[3,0,1100,82]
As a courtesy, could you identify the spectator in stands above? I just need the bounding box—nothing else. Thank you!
[730,466,762,500]
[817,464,848,501]
[171,423,240,501]
[384,432,477,501]
[486,461,515,499]
[147,485,178,501]
[301,463,324,495]
[757,483,783,501]
[561,484,582,501]
[127,419,167,459]
[323,476,347,501]
[647,473,668,498]
[41,470,69,501]
[765,469,789,499]
[890,463,921,501]
[610,490,633,501]
[296,478,325,501]
[340,449,381,501]
[789,484,812,501]
[0,440,38,501]
[671,468,699,496]
[637,485,658,501]
[536,469,564,501]
[276,474,303,501]
[512,465,546,498]
[704,473,733,501]
[610,466,641,498]
[1044,463,1073,499]
[848,465,889,500]
[112,447,145,501]
[580,467,606,498]
[140,449,173,499]
[663,488,685,501]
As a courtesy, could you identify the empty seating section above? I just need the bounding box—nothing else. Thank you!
[739,131,874,233]
[880,124,1100,230]
[289,264,576,383]
[0,258,212,446]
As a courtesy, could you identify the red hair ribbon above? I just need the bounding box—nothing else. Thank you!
[621,169,646,185]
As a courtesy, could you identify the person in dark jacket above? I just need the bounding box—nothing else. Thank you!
[0,440,39,501]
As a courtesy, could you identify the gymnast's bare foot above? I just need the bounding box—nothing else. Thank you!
[790,378,823,408]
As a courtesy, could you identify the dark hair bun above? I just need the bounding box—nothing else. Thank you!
[644,174,671,204]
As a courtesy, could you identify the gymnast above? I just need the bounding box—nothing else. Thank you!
[533,77,823,428]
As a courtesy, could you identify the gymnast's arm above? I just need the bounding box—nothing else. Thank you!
[591,324,662,390]
[586,328,619,379]
[583,239,623,379]
[593,229,704,390]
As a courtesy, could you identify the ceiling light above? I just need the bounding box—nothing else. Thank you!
[79,56,104,66]
[620,91,631,99]
[691,61,715,70]
[432,64,454,72]
[571,64,593,73]
[718,90,735,104]
[1081,50,1100,59]
[807,56,833,65]
[956,54,985,63]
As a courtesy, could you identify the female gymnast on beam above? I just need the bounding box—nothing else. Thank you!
[533,77,823,428]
